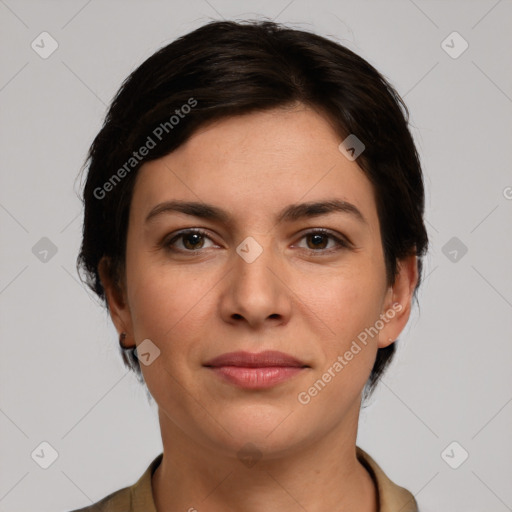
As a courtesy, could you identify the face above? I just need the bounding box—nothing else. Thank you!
[100,104,417,460]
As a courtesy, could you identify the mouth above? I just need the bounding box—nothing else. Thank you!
[203,350,309,389]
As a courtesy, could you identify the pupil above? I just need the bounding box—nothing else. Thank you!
[185,233,203,249]
[309,234,326,249]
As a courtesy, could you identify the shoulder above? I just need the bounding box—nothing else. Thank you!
[67,485,131,512]
[66,453,163,512]
[356,446,418,512]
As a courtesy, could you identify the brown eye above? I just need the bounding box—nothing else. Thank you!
[295,229,351,254]
[182,232,205,250]
[306,233,329,250]
[164,229,216,252]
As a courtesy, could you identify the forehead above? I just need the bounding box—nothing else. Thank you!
[130,106,379,231]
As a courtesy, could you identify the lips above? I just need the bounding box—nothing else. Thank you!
[204,350,308,368]
[204,350,309,389]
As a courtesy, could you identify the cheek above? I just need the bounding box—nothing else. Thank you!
[295,272,384,410]
[296,264,386,346]
[125,257,217,362]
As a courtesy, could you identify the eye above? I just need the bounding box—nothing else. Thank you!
[294,229,351,254]
[163,229,218,252]
[162,228,351,255]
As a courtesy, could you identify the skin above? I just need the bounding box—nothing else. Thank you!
[99,103,418,512]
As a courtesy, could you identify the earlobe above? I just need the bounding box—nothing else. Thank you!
[378,254,419,348]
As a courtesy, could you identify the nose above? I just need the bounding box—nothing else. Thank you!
[218,237,292,330]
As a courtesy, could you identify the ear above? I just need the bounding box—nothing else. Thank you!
[377,254,419,349]
[97,256,134,347]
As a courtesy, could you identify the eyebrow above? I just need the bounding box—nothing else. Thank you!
[145,199,367,226]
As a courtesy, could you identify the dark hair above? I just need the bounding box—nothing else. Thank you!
[77,19,428,398]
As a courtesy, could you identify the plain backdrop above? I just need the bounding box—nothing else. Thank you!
[1,1,511,511]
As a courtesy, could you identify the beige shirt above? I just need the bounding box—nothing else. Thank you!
[69,446,418,512]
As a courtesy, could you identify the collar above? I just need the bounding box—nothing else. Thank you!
[130,447,417,512]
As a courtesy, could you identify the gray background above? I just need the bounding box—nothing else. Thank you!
[1,1,511,511]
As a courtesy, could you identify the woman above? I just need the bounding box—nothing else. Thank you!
[73,19,428,512]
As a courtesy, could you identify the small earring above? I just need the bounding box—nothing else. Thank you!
[119,332,129,349]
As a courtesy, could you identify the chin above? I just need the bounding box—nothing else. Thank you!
[205,412,310,457]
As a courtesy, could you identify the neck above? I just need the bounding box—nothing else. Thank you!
[151,407,377,512]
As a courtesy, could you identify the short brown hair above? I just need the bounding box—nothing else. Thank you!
[77,19,428,397]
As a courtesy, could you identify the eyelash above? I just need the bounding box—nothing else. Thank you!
[162,228,351,256]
